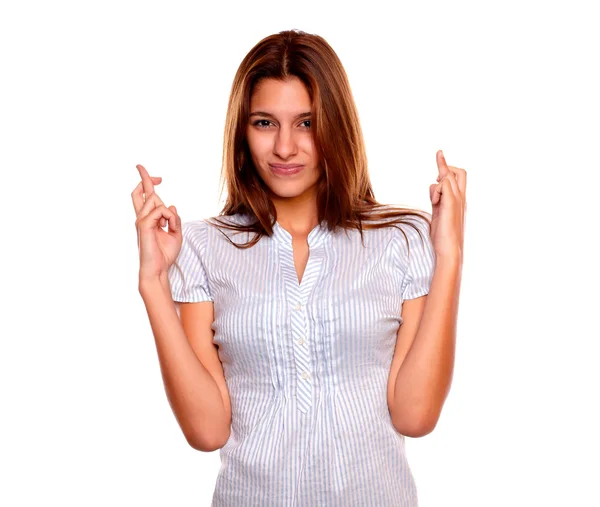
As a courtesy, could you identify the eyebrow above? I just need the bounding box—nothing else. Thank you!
[249,111,312,120]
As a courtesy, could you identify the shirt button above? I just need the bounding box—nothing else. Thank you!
[295,303,302,311]
[297,338,304,345]
[301,372,309,380]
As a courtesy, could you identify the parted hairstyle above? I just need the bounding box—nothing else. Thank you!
[215,28,431,247]
[173,29,432,296]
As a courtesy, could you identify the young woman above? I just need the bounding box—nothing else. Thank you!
[133,29,466,507]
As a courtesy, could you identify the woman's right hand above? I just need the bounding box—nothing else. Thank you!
[132,164,182,281]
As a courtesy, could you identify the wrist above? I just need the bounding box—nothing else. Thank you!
[138,273,170,296]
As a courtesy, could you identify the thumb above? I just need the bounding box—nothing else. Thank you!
[430,182,443,206]
[429,183,437,204]
[169,205,182,234]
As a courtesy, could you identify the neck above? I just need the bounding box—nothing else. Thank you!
[271,192,319,237]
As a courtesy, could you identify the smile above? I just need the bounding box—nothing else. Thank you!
[269,164,305,176]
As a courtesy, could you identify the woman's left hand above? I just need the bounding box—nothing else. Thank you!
[429,150,467,262]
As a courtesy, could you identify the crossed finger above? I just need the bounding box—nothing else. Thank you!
[136,164,156,198]
[135,192,167,224]
[436,151,467,199]
[431,176,457,205]
[131,176,163,215]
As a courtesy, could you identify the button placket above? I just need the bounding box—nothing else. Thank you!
[273,221,328,414]
[292,293,312,413]
[294,302,305,345]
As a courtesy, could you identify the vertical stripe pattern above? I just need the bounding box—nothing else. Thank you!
[167,212,436,507]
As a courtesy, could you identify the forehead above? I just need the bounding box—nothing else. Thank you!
[250,77,312,113]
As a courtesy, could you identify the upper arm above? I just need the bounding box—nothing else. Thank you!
[386,295,427,419]
[387,217,436,421]
[168,220,231,447]
[177,300,232,446]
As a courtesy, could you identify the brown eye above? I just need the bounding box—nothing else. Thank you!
[253,120,272,128]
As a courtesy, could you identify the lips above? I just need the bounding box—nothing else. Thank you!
[269,164,304,175]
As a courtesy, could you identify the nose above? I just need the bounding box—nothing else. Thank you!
[273,125,297,159]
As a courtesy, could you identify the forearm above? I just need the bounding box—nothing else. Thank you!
[392,256,462,436]
[139,276,228,451]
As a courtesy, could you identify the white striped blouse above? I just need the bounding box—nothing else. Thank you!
[167,211,436,507]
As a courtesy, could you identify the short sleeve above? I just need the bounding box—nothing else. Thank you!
[167,220,213,303]
[397,215,436,301]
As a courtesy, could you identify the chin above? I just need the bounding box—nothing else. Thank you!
[259,169,321,201]
[266,181,316,199]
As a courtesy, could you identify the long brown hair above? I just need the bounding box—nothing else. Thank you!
[213,29,432,255]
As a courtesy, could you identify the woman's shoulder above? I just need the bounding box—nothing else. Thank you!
[360,205,431,235]
[361,206,432,256]
[201,212,257,247]
[182,212,251,232]
[205,212,253,227]
[393,213,432,239]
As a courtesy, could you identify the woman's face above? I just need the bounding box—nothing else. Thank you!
[246,76,321,203]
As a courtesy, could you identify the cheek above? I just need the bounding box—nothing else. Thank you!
[302,141,317,165]
[247,133,270,159]
[300,136,316,157]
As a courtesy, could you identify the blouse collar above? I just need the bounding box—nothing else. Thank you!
[271,220,330,249]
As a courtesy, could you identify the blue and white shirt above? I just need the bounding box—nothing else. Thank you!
[168,211,436,507]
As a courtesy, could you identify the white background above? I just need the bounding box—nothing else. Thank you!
[1,0,598,506]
